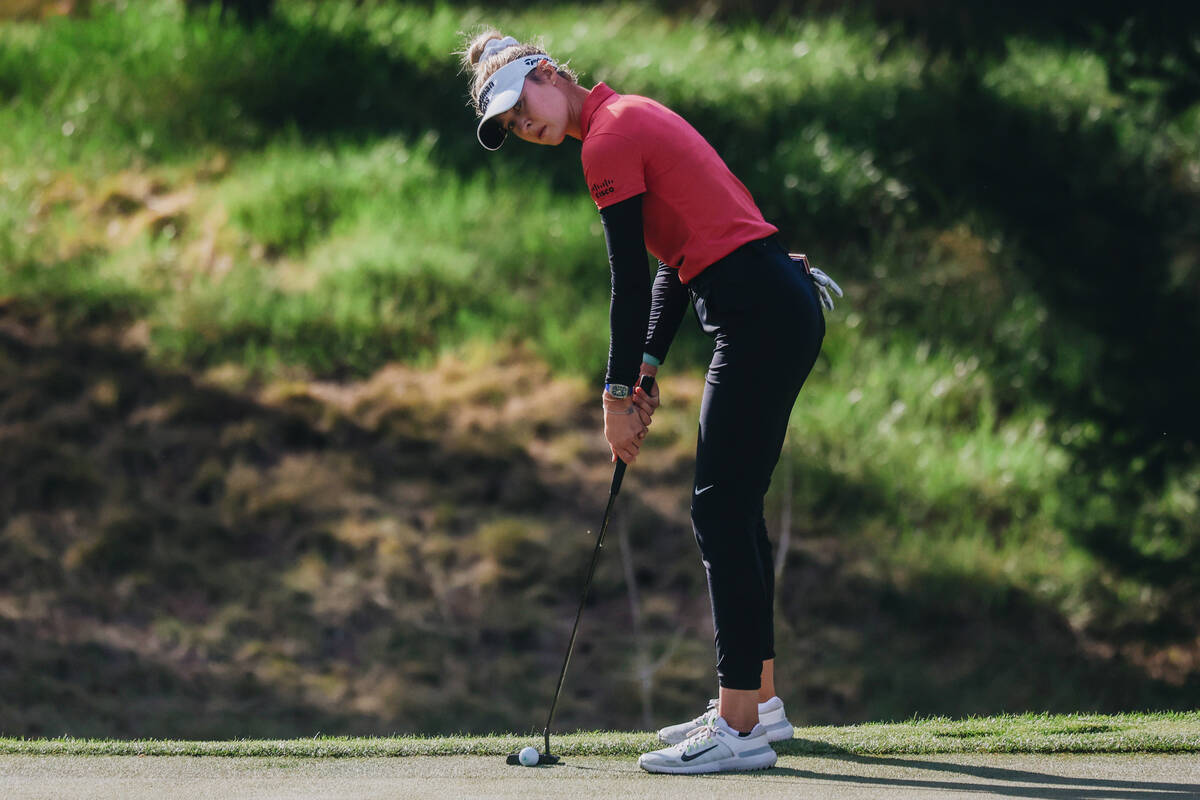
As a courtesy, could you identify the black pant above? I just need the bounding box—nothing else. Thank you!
[687,236,825,690]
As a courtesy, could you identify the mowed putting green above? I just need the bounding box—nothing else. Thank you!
[2,714,1198,799]
[2,753,1200,800]
[4,712,1198,757]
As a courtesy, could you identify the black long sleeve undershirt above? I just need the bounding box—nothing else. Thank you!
[599,194,690,385]
[600,195,651,387]
[645,260,689,365]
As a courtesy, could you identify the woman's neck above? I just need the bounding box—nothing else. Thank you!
[564,82,593,141]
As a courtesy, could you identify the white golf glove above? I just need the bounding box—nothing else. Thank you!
[789,253,844,311]
[809,266,843,311]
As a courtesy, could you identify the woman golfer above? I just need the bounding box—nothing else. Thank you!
[462,31,832,774]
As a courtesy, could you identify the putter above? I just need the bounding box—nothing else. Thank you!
[507,374,655,766]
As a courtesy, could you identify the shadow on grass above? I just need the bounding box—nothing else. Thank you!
[0,616,381,739]
[0,295,658,738]
[682,740,1200,796]
[819,752,1200,795]
[762,759,1200,799]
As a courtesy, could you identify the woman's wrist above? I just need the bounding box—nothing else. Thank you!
[603,390,635,412]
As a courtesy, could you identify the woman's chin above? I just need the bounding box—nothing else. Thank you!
[532,126,564,146]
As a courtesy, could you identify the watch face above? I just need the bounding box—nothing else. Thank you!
[607,384,630,398]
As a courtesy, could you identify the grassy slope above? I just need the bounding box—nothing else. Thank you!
[2,713,1198,757]
[0,1,1198,738]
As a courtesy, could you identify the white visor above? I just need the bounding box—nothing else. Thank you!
[476,54,555,151]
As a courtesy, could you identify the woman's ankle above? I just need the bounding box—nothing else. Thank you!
[718,688,761,733]
[758,659,776,703]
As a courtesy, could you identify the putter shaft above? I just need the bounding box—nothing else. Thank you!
[542,374,653,758]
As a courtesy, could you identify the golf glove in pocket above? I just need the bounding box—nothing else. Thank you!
[809,267,843,311]
[789,253,844,311]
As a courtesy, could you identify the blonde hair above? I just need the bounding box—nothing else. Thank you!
[458,28,578,116]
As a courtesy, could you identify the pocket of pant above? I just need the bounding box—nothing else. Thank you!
[703,269,757,321]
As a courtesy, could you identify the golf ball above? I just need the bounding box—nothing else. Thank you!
[518,746,539,767]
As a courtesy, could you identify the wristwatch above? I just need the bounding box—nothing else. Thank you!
[604,383,631,399]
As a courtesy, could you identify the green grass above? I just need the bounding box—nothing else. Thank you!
[2,713,1197,757]
[2,0,1194,390]
[0,0,1197,737]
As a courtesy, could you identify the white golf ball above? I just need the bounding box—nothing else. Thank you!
[518,746,539,767]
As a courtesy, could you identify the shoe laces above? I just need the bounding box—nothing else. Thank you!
[677,722,719,753]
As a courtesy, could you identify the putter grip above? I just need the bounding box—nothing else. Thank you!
[610,374,656,495]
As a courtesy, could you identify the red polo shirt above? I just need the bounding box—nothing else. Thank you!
[580,83,777,283]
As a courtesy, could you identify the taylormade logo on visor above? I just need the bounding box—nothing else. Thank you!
[480,55,551,113]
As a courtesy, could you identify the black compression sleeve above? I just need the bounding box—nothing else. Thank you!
[644,261,688,365]
[599,195,651,387]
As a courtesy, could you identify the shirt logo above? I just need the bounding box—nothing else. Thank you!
[591,178,615,200]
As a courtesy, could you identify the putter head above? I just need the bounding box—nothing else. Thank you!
[505,751,560,766]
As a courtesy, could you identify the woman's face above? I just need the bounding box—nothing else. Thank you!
[494,67,568,146]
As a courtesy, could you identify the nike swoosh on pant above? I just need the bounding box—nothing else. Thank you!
[694,485,715,496]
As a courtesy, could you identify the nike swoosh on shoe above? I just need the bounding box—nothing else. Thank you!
[680,744,719,762]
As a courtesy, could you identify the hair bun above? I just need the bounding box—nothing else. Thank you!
[466,30,513,67]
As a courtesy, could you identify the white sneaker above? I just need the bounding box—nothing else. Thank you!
[657,696,794,744]
[638,716,778,774]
